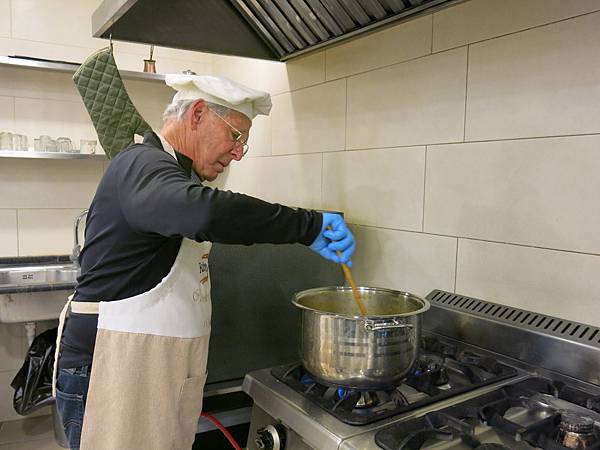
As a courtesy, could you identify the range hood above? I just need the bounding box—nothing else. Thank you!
[92,0,461,62]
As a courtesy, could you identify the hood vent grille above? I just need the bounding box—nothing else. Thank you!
[427,290,600,346]
[233,0,456,60]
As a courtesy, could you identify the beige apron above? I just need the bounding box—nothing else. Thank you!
[53,142,213,450]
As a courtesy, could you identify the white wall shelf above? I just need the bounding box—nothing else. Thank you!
[0,150,107,161]
[0,55,165,82]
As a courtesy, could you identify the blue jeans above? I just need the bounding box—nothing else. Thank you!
[55,365,91,450]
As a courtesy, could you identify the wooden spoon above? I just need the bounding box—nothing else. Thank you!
[339,258,368,316]
[328,225,368,315]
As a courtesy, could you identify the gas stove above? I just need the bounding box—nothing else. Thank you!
[243,290,600,450]
[270,336,518,426]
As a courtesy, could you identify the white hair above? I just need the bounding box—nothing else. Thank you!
[162,99,232,122]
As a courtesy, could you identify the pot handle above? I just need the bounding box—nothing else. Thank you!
[364,319,414,331]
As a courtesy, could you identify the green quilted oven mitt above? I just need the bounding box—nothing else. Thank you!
[73,47,152,159]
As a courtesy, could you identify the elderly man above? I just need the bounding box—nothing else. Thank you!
[53,75,355,450]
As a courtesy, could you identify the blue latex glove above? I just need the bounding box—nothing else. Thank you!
[310,213,356,267]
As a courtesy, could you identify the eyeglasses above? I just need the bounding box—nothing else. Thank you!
[208,107,249,156]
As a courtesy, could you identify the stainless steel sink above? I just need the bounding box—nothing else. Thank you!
[0,262,79,323]
[0,263,79,288]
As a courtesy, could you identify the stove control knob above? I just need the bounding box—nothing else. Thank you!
[255,424,285,450]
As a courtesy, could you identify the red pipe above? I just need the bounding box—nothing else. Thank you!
[200,412,243,450]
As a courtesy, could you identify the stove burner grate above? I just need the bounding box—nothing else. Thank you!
[271,338,518,426]
[375,377,600,450]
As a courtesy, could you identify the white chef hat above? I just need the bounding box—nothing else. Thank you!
[165,74,271,120]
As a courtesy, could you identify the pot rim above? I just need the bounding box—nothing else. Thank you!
[292,286,431,319]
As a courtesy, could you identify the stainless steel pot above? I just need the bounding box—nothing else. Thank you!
[292,286,430,390]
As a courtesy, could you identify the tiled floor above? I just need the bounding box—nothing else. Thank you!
[0,415,65,449]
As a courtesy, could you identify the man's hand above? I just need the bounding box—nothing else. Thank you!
[310,213,356,267]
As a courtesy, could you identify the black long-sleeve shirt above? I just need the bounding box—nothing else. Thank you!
[59,132,321,368]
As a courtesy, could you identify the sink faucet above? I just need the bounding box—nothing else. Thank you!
[70,209,89,266]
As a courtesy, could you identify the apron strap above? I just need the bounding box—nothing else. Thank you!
[53,293,74,398]
[52,298,100,397]
[71,301,100,314]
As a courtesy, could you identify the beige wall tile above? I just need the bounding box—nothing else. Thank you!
[0,370,21,422]
[0,67,80,102]
[456,239,600,327]
[18,209,84,256]
[213,52,325,95]
[247,115,271,158]
[136,100,170,132]
[0,159,102,209]
[0,0,9,38]
[433,0,600,52]
[326,15,432,80]
[119,79,174,108]
[0,324,25,372]
[0,96,14,132]
[0,37,13,54]
[347,47,467,149]
[216,154,322,210]
[0,210,17,256]
[11,0,99,49]
[466,12,600,141]
[14,97,97,147]
[351,226,456,298]
[123,79,182,132]
[323,147,425,230]
[272,80,346,155]
[425,136,600,254]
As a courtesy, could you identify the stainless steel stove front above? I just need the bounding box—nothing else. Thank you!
[243,356,531,450]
